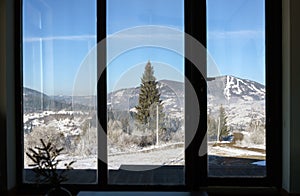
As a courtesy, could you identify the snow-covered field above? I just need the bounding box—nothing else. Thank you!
[208,143,265,160]
[108,145,184,170]
[25,142,265,170]
[24,110,265,170]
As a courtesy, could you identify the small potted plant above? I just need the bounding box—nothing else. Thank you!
[26,139,75,196]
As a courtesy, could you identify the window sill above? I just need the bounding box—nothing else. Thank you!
[78,192,208,196]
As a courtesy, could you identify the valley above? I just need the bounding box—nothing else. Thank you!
[23,75,266,172]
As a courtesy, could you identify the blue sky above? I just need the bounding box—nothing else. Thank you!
[207,0,265,84]
[23,0,97,95]
[23,0,265,95]
[107,0,184,92]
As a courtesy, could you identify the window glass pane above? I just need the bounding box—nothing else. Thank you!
[207,0,266,177]
[107,0,185,185]
[22,0,97,184]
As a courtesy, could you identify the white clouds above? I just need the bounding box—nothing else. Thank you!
[106,26,184,64]
[24,34,96,42]
[208,30,264,40]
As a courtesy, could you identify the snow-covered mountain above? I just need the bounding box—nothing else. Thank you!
[207,75,265,104]
[108,76,265,110]
[23,87,72,112]
[108,76,265,128]
[23,88,94,113]
[207,76,265,128]
[107,80,184,117]
[23,75,265,129]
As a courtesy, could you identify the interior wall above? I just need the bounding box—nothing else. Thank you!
[282,0,300,193]
[289,0,300,193]
[5,0,17,190]
[282,0,290,192]
[0,0,7,192]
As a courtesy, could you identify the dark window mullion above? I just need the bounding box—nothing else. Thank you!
[17,0,24,190]
[185,0,207,189]
[265,0,282,187]
[97,0,108,186]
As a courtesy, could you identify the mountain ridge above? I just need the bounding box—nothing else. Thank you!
[23,75,265,127]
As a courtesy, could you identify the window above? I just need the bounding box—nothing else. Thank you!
[106,0,185,185]
[207,0,267,178]
[22,0,98,184]
[19,0,282,190]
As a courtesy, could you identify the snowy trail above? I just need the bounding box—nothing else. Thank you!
[25,143,265,170]
[108,147,184,170]
[208,143,265,160]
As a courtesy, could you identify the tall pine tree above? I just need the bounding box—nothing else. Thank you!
[135,61,164,130]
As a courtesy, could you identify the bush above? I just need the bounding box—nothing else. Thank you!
[232,132,244,144]
[137,135,155,147]
[250,126,265,145]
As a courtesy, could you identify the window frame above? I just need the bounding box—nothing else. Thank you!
[15,0,282,193]
[206,0,282,187]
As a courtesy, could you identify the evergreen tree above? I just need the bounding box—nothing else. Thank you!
[135,61,164,132]
[218,104,230,141]
[121,117,130,134]
[207,114,217,140]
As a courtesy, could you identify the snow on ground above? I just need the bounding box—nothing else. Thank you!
[108,147,184,170]
[24,111,90,137]
[60,155,97,169]
[24,111,86,124]
[25,146,184,170]
[25,144,265,170]
[108,142,184,155]
[24,154,98,169]
[236,143,265,150]
[208,141,265,151]
[208,144,265,159]
[59,143,264,170]
[209,146,264,157]
[252,160,266,166]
